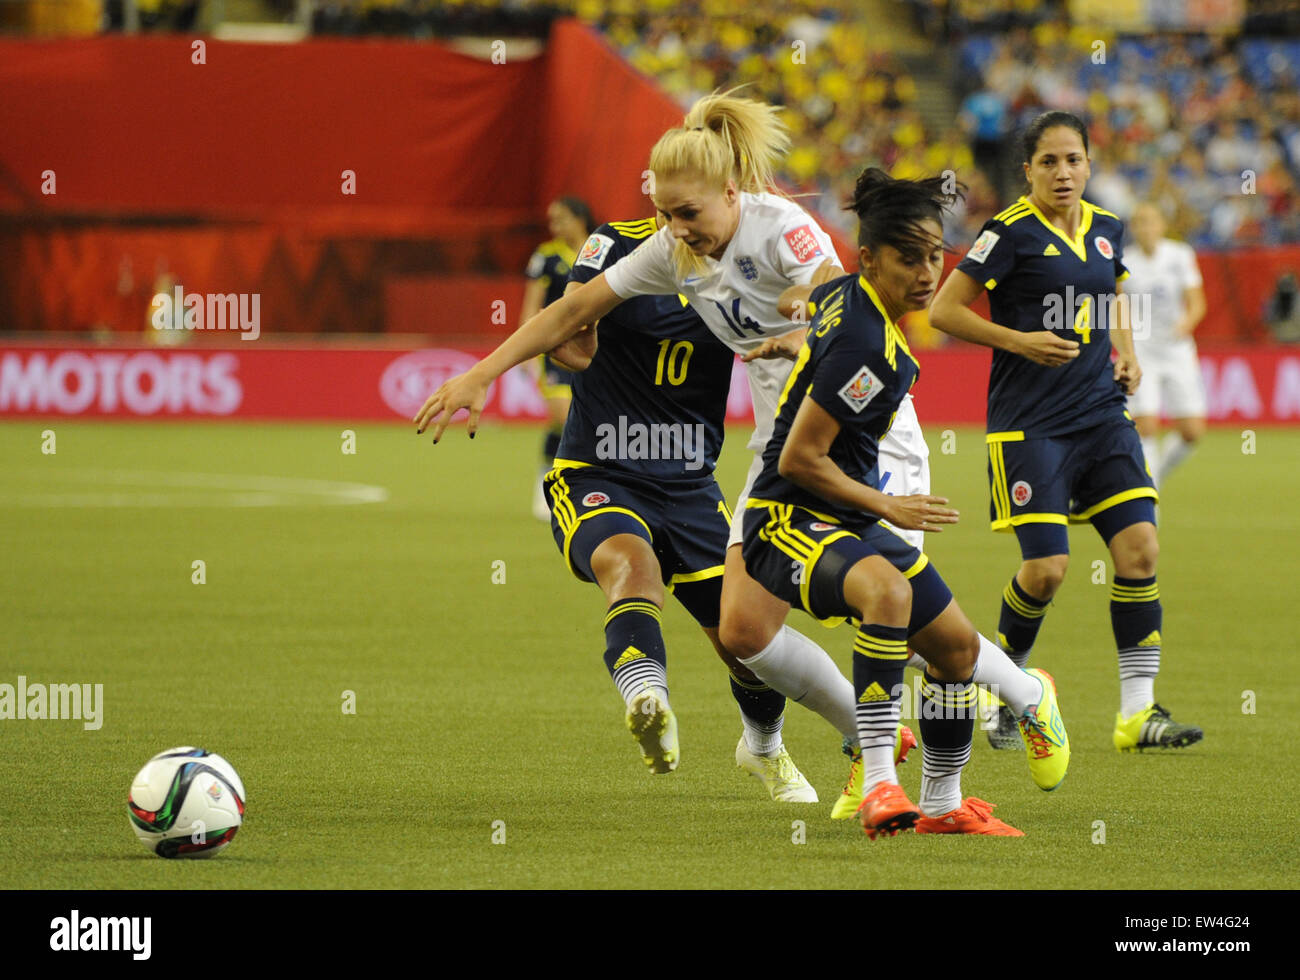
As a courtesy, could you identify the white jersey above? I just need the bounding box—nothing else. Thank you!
[1124,239,1202,349]
[602,191,837,450]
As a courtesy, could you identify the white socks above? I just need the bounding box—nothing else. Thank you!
[1120,675,1156,718]
[1142,431,1197,489]
[972,633,1043,714]
[739,625,856,740]
[739,709,784,756]
[1159,431,1195,483]
[920,745,969,817]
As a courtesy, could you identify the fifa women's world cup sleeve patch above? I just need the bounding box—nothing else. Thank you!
[957,222,1015,290]
[965,229,1000,263]
[525,251,546,278]
[834,364,884,414]
[575,233,616,271]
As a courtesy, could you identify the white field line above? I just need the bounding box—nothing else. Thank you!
[2,469,389,507]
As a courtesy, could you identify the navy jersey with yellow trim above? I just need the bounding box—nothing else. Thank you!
[526,239,578,308]
[955,196,1130,437]
[558,218,734,483]
[750,274,920,525]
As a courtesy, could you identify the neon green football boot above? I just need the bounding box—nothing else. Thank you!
[626,686,678,774]
[1018,668,1069,791]
[1113,703,1203,752]
[830,725,917,819]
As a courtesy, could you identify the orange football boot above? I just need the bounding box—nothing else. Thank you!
[915,797,1024,836]
[857,782,921,840]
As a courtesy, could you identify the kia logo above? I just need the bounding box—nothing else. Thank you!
[379,350,491,418]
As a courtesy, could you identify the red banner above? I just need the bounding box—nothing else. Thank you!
[3,343,1299,424]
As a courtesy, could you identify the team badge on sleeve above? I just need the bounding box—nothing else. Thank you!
[837,365,883,413]
[1094,236,1114,259]
[966,230,1000,264]
[783,225,824,264]
[575,234,615,270]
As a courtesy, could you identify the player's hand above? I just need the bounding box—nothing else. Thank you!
[1113,352,1142,395]
[1015,331,1080,366]
[413,368,489,442]
[882,494,959,533]
[549,325,598,372]
[742,329,806,363]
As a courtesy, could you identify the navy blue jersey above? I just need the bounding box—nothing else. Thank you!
[526,239,578,308]
[955,196,1131,438]
[750,274,920,525]
[558,218,734,483]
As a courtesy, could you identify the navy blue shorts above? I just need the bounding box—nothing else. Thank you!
[986,413,1158,559]
[740,499,953,635]
[539,354,575,399]
[544,461,729,628]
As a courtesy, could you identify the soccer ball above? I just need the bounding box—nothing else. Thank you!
[127,747,246,859]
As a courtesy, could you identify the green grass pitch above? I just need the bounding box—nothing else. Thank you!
[1,420,1296,889]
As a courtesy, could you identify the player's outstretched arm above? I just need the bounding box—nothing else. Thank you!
[414,275,623,441]
[778,396,959,533]
[930,268,1079,367]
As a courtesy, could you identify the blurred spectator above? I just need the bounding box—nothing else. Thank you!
[959,87,1011,196]
[1267,272,1300,343]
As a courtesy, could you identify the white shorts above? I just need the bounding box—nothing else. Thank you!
[727,396,931,550]
[728,452,766,549]
[876,396,930,550]
[1128,341,1205,419]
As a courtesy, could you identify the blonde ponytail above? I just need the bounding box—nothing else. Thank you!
[648,88,791,275]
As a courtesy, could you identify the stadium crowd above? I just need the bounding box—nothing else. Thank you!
[588,2,1299,248]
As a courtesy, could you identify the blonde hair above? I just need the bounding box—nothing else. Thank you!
[648,88,791,275]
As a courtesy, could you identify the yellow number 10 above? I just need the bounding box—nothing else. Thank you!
[655,339,694,386]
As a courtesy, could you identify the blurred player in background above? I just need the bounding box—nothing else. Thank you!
[1125,201,1207,489]
[521,196,596,519]
[931,111,1204,753]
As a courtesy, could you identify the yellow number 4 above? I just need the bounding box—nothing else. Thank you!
[1072,295,1092,345]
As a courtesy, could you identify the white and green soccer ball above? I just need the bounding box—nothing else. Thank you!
[127,747,245,859]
